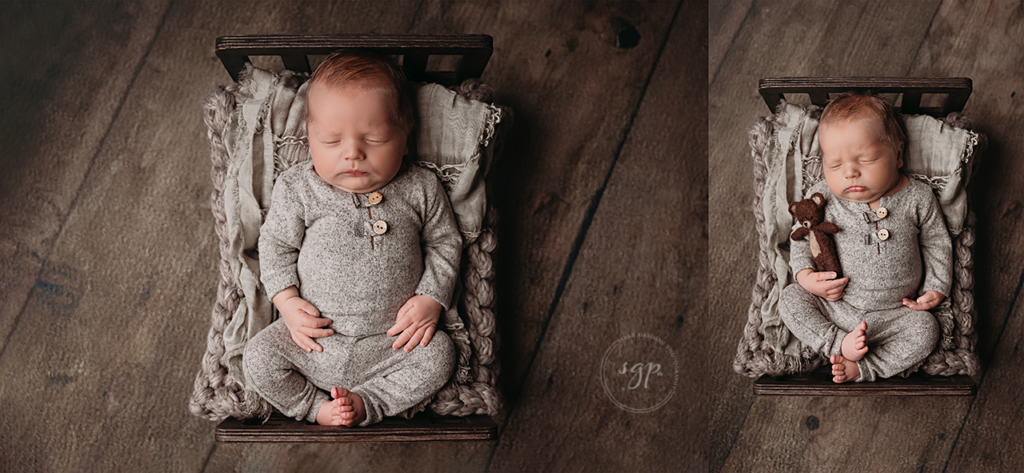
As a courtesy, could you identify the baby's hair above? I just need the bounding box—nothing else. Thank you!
[306,50,415,135]
[820,91,906,158]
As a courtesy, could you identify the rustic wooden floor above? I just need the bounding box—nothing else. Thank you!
[0,1,705,472]
[711,1,1024,472]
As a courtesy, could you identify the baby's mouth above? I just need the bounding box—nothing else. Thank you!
[344,170,367,177]
[846,185,866,192]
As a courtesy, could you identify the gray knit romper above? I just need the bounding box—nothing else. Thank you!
[244,161,461,425]
[779,177,952,381]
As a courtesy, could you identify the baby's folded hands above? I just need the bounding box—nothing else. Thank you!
[388,294,442,352]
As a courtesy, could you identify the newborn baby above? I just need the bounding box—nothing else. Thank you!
[243,50,460,426]
[779,91,952,383]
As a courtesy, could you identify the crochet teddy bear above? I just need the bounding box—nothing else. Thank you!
[789,192,842,277]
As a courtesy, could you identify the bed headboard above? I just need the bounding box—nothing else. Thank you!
[215,34,493,85]
[758,77,972,117]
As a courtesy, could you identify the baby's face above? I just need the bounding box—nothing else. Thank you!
[307,82,408,194]
[819,115,902,205]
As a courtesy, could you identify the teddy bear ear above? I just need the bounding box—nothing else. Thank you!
[811,193,824,205]
[789,202,798,215]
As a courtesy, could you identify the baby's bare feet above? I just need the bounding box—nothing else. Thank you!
[830,354,861,383]
[840,321,868,361]
[314,387,367,426]
[331,387,366,427]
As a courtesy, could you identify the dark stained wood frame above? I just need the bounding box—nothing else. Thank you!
[754,77,977,396]
[217,412,497,443]
[755,368,976,396]
[211,34,498,441]
[215,34,493,85]
[759,77,973,116]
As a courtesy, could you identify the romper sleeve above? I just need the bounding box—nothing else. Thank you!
[258,171,306,300]
[415,174,463,309]
[917,186,953,297]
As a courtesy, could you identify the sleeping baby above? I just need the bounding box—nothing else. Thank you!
[243,50,460,426]
[779,91,952,383]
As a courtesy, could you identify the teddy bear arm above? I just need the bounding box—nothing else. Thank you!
[791,227,810,241]
[816,222,841,235]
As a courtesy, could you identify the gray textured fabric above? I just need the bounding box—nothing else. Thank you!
[251,161,461,424]
[780,177,951,381]
[260,161,462,329]
[789,178,953,309]
[244,319,455,425]
[779,285,938,382]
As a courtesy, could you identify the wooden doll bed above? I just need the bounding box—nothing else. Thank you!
[190,35,506,441]
[736,77,983,396]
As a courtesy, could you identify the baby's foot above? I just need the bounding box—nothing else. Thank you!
[331,387,366,427]
[840,321,869,361]
[315,387,367,426]
[830,354,861,383]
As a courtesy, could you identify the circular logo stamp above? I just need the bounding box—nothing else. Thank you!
[600,333,679,413]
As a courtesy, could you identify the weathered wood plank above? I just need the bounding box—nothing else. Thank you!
[902,1,1024,470]
[488,1,704,470]
[709,0,753,86]
[720,396,972,472]
[708,1,943,471]
[409,0,684,417]
[905,0,1024,370]
[0,0,171,355]
[0,1,433,471]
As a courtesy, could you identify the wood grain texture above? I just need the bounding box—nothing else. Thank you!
[708,1,942,471]
[0,1,415,471]
[754,371,975,396]
[905,0,1024,370]
[720,396,971,472]
[709,0,753,86]
[408,0,684,414]
[904,1,1024,471]
[488,2,704,470]
[0,0,171,356]
[0,0,700,472]
[216,413,496,443]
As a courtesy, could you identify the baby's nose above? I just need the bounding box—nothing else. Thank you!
[343,143,365,160]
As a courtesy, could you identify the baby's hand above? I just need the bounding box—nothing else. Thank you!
[903,290,944,311]
[387,295,442,352]
[273,287,333,352]
[796,269,848,302]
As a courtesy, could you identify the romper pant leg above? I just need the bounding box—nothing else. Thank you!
[779,284,850,357]
[244,319,456,426]
[346,330,455,426]
[242,318,333,423]
[854,307,938,382]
